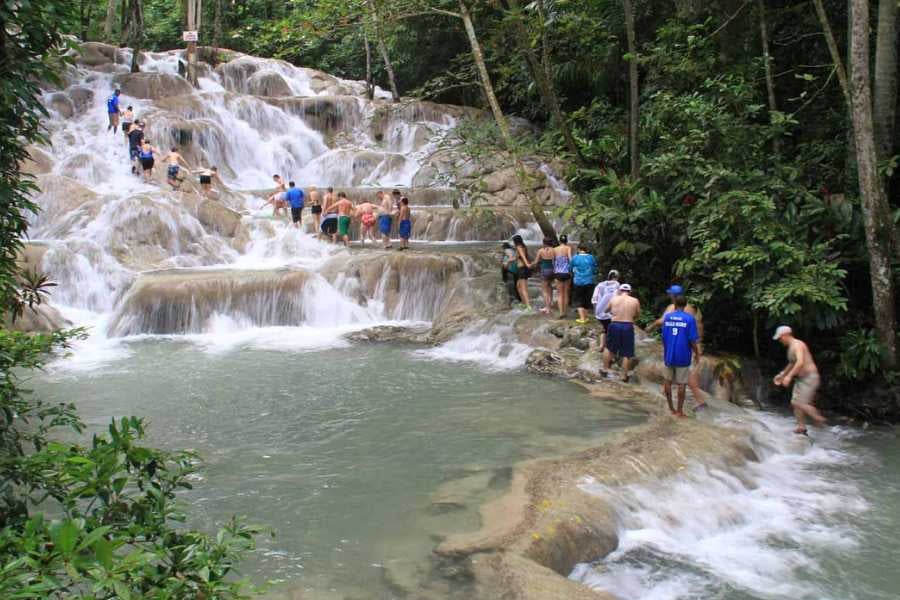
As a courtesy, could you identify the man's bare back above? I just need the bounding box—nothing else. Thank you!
[336,198,353,216]
[610,294,641,323]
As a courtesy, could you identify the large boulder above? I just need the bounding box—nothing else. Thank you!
[6,303,71,334]
[246,70,292,97]
[48,92,75,119]
[66,85,95,111]
[113,72,193,100]
[196,199,242,237]
[74,42,120,67]
[21,145,54,176]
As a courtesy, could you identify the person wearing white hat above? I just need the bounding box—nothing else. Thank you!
[603,283,640,382]
[773,326,826,434]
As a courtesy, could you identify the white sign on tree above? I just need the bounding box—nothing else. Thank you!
[182,30,199,42]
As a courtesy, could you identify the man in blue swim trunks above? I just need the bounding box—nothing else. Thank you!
[377,190,395,249]
[106,89,121,133]
[285,181,305,229]
[398,197,412,250]
[602,283,641,382]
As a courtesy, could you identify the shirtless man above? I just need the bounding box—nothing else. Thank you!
[355,194,380,244]
[162,147,189,190]
[263,174,287,218]
[398,197,412,250]
[602,284,641,383]
[121,106,135,143]
[378,191,395,249]
[646,284,707,410]
[193,166,219,197]
[321,187,338,242]
[773,326,826,435]
[334,192,354,246]
[308,186,322,233]
[127,121,145,175]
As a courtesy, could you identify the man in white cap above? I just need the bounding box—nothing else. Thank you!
[773,326,826,434]
[603,283,640,382]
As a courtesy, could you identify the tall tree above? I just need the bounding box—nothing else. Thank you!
[103,0,117,42]
[126,0,143,72]
[848,0,897,367]
[874,0,898,165]
[622,0,640,179]
[367,0,400,102]
[213,0,224,49]
[757,0,780,153]
[185,0,202,85]
[812,0,851,108]
[503,0,585,167]
[78,0,96,41]
[364,31,375,100]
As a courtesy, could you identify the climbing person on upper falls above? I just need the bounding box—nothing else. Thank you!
[398,197,412,250]
[308,186,322,233]
[163,147,190,190]
[773,326,827,435]
[334,192,354,246]
[121,106,134,142]
[263,174,287,218]
[286,181,305,229]
[602,283,640,383]
[193,166,219,197]
[646,284,708,411]
[137,140,160,184]
[553,234,573,319]
[592,270,620,353]
[321,187,338,243]
[570,245,598,324]
[660,295,702,418]
[378,190,395,249]
[512,234,533,312]
[106,88,121,133]
[535,239,557,315]
[391,188,402,213]
[127,121,144,175]
[356,194,379,244]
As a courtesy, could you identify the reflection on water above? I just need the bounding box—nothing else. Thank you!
[34,340,644,597]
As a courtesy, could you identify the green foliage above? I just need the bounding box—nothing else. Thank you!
[831,329,885,381]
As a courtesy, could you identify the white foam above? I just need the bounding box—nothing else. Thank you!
[415,321,532,371]
[570,412,869,600]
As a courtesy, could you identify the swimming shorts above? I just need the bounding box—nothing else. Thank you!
[129,147,140,161]
[362,213,376,227]
[338,215,351,236]
[398,218,412,240]
[791,373,820,406]
[140,158,154,171]
[322,215,338,235]
[167,165,179,179]
[664,366,690,385]
[606,322,635,358]
[515,266,532,281]
[291,206,303,224]
[311,205,322,215]
[598,318,611,333]
[555,272,572,282]
[199,175,212,185]
[378,214,392,236]
[573,284,594,310]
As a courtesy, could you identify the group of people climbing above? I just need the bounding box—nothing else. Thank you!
[500,237,825,432]
[263,178,413,249]
[107,88,220,194]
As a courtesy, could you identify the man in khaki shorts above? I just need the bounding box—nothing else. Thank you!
[773,326,826,434]
[660,296,701,417]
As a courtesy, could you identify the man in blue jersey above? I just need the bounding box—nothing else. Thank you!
[285,181,305,229]
[661,295,701,417]
[106,89,121,133]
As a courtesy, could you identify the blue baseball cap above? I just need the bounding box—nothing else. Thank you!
[666,284,684,295]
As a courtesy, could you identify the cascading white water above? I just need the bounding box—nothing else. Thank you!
[569,411,873,600]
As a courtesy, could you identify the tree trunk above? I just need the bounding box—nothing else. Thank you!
[874,0,898,165]
[185,0,201,86]
[812,0,851,109]
[80,0,95,41]
[622,0,640,180]
[505,0,585,168]
[128,0,143,73]
[367,0,400,102]
[104,0,117,42]
[757,0,781,154]
[213,0,224,49]
[458,0,556,241]
[849,0,897,368]
[364,31,374,100]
